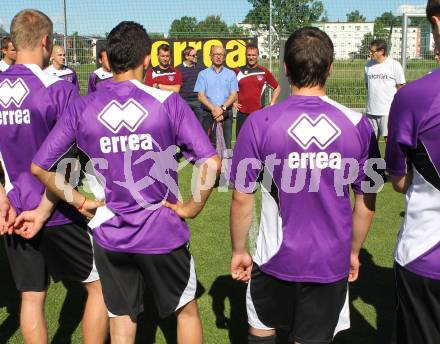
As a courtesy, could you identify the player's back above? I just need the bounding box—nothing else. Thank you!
[35,79,215,253]
[0,63,80,225]
[231,95,378,282]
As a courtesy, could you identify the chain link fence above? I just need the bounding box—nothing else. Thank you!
[0,0,433,107]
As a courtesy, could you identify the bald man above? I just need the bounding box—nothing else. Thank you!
[45,45,80,91]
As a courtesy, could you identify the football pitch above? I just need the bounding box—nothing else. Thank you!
[0,141,405,343]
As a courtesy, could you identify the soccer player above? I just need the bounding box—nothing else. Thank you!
[45,45,80,91]
[364,39,405,142]
[144,43,182,92]
[234,43,280,135]
[385,2,440,343]
[87,47,112,94]
[229,27,379,344]
[0,9,107,343]
[29,21,220,343]
[0,36,16,72]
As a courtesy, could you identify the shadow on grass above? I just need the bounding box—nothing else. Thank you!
[209,275,248,344]
[333,248,395,344]
[51,281,87,344]
[209,249,395,344]
[136,280,205,343]
[0,242,20,343]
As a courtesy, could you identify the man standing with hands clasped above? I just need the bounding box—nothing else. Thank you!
[195,45,238,150]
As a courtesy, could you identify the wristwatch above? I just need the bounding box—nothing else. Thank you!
[221,105,227,111]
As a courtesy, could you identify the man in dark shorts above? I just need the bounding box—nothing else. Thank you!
[29,21,220,343]
[385,1,440,343]
[229,27,380,344]
[0,9,107,343]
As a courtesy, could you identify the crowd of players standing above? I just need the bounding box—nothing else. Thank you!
[0,2,440,343]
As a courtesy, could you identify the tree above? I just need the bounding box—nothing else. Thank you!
[320,10,329,22]
[374,12,401,45]
[350,32,373,59]
[169,15,246,38]
[244,0,324,36]
[169,16,198,38]
[196,15,230,36]
[346,10,366,23]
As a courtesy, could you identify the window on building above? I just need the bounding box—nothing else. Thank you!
[356,26,361,30]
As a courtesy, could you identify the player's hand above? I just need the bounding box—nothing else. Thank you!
[0,199,16,235]
[13,208,49,239]
[79,198,105,220]
[348,252,360,282]
[162,199,201,219]
[231,251,253,282]
[233,102,242,111]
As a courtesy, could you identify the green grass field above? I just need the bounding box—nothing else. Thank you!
[0,140,406,343]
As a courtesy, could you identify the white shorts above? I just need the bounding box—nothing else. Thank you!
[366,114,388,138]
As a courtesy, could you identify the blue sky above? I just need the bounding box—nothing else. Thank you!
[0,0,427,36]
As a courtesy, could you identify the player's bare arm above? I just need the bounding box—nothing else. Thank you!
[158,83,181,93]
[230,190,254,283]
[31,163,103,219]
[270,85,281,105]
[0,184,16,235]
[350,193,376,282]
[163,154,221,219]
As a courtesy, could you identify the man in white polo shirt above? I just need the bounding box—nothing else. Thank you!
[365,39,406,142]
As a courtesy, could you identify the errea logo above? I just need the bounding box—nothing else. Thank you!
[288,114,341,150]
[97,99,153,154]
[287,114,342,170]
[0,78,30,108]
[98,99,148,134]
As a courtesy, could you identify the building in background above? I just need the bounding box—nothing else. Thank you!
[389,26,421,59]
[313,22,375,59]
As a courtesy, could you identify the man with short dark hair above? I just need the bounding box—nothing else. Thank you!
[234,43,280,135]
[0,9,107,344]
[385,1,440,343]
[176,46,204,124]
[0,36,16,72]
[229,27,379,344]
[88,47,112,94]
[28,20,220,343]
[144,43,182,92]
[45,45,80,91]
[195,45,238,149]
[365,38,405,142]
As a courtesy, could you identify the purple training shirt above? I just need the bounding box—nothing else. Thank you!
[0,64,82,226]
[230,95,380,283]
[386,68,440,280]
[33,79,216,254]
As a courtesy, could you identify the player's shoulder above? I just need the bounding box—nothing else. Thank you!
[129,79,174,104]
[395,70,440,108]
[320,96,363,126]
[25,64,67,89]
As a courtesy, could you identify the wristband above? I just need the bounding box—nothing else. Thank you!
[77,195,87,210]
